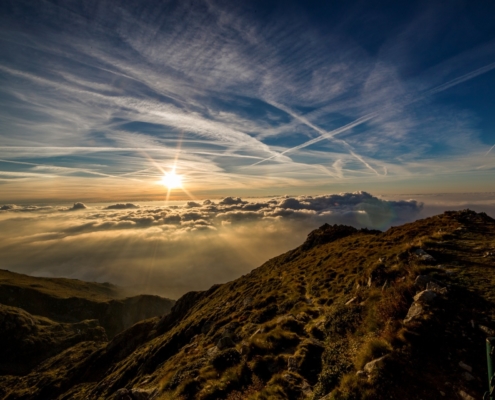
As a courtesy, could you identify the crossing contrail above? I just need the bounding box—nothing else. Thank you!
[249,61,495,167]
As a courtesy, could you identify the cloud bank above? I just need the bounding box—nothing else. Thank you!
[0,192,424,298]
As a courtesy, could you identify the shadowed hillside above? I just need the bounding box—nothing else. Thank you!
[0,270,175,339]
[0,210,494,400]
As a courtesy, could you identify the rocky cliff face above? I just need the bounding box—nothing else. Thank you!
[0,210,494,400]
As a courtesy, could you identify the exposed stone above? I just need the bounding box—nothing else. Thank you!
[458,361,472,372]
[462,371,475,381]
[459,390,475,400]
[240,342,250,355]
[201,320,214,334]
[130,388,158,400]
[345,297,357,305]
[363,355,389,375]
[356,370,366,378]
[414,275,432,290]
[414,248,436,262]
[426,281,448,294]
[403,302,424,324]
[413,290,437,304]
[216,336,235,350]
[114,389,134,400]
[288,356,297,372]
[479,325,495,336]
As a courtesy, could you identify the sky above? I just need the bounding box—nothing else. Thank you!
[0,0,495,202]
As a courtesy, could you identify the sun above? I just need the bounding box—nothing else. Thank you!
[161,171,182,189]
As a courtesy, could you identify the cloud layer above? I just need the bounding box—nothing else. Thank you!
[0,192,423,298]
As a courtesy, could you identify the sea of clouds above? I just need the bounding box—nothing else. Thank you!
[0,191,442,298]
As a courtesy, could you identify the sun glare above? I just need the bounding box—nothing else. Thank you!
[161,171,182,189]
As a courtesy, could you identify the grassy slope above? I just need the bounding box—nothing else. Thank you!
[0,270,175,339]
[0,210,494,400]
[0,269,121,302]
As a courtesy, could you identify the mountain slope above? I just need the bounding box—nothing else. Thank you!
[1,210,494,400]
[0,270,175,339]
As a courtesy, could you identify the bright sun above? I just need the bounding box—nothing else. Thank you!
[161,171,182,189]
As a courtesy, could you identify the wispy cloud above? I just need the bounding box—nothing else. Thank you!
[0,0,494,200]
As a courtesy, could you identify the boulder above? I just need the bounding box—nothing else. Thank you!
[413,290,437,304]
[216,336,235,350]
[403,302,424,324]
[458,361,472,372]
[414,249,436,262]
[426,281,448,295]
[363,355,389,375]
[459,390,475,400]
[414,275,432,290]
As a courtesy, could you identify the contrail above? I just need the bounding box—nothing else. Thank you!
[485,143,495,156]
[249,61,495,167]
[249,112,377,167]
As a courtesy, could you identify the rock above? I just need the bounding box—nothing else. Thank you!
[131,388,157,400]
[414,248,436,262]
[216,336,235,350]
[413,290,437,304]
[201,320,214,335]
[363,355,389,375]
[426,281,448,294]
[403,302,424,324]
[414,275,432,290]
[288,356,297,372]
[479,325,495,336]
[458,361,472,372]
[356,370,366,378]
[462,371,475,381]
[114,389,133,400]
[345,297,357,305]
[240,342,250,355]
[459,390,475,400]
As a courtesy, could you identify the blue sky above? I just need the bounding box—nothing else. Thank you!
[1,0,495,202]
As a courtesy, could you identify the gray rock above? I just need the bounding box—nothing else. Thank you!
[114,389,133,400]
[403,302,424,324]
[462,371,475,381]
[201,321,214,334]
[288,356,297,372]
[479,325,495,336]
[458,361,472,372]
[131,389,157,400]
[413,290,437,304]
[414,275,432,290]
[345,297,357,305]
[356,370,367,378]
[216,336,235,350]
[240,342,250,355]
[426,281,448,294]
[459,390,475,400]
[414,248,436,262]
[363,355,389,375]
